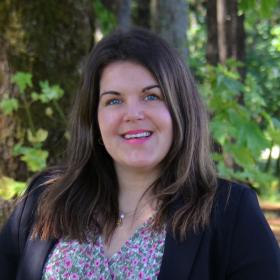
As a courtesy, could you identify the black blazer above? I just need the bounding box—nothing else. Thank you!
[0,175,279,280]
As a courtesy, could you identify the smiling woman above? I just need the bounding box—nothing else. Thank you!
[0,28,279,279]
[98,61,173,174]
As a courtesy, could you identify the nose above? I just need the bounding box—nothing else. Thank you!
[122,102,145,122]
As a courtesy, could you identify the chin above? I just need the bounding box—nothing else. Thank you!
[122,159,160,171]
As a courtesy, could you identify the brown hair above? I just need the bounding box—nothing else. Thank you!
[32,27,217,241]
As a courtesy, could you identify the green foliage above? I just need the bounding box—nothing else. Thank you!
[11,72,32,93]
[27,128,48,144]
[200,61,280,195]
[188,2,280,200]
[271,26,280,52]
[13,144,49,172]
[93,0,116,35]
[31,81,64,103]
[0,97,19,115]
[0,72,65,173]
[0,176,26,200]
[239,0,278,18]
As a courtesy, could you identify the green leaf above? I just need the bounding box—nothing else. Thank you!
[11,72,32,94]
[31,91,40,101]
[45,107,54,117]
[12,144,26,156]
[266,126,280,145]
[93,0,117,34]
[226,145,255,167]
[210,117,236,145]
[21,148,48,172]
[216,161,234,179]
[38,81,64,103]
[0,98,19,115]
[0,176,26,200]
[246,126,269,152]
[27,129,48,144]
[260,0,277,18]
[13,145,49,172]
[239,0,256,11]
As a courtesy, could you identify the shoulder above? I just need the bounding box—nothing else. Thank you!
[0,169,60,277]
[213,178,256,215]
[18,167,64,232]
[211,178,265,232]
[25,167,62,195]
[0,168,61,252]
[211,178,280,277]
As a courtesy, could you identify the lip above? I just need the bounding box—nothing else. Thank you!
[121,129,153,144]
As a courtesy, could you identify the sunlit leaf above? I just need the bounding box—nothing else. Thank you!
[27,129,48,144]
[11,72,32,94]
[0,98,19,115]
[0,176,26,200]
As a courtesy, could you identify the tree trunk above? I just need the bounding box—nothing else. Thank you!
[0,0,94,180]
[206,0,246,170]
[99,0,131,30]
[117,0,132,30]
[206,0,245,72]
[0,41,20,179]
[216,0,227,64]
[206,0,219,65]
[132,0,151,29]
[151,0,188,59]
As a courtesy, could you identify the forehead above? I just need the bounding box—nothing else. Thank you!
[99,61,158,91]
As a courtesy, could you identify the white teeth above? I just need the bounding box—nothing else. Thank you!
[124,131,151,139]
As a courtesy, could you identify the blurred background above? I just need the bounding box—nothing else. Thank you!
[0,0,279,238]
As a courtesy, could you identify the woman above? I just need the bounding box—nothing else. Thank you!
[0,28,279,280]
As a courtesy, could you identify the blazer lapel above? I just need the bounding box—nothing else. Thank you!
[17,238,57,280]
[158,229,204,280]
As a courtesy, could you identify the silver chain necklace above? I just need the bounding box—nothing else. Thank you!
[117,200,158,226]
[117,210,137,226]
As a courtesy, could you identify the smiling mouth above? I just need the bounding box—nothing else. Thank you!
[122,131,153,140]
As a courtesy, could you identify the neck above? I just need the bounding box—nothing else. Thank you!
[115,165,159,213]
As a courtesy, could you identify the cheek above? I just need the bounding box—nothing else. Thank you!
[159,108,173,136]
[97,109,118,138]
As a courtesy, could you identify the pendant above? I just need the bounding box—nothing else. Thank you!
[117,213,125,226]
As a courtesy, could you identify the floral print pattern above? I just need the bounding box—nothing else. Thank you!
[42,217,166,279]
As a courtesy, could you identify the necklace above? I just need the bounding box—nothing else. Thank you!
[117,213,126,226]
[117,210,136,226]
[117,200,159,226]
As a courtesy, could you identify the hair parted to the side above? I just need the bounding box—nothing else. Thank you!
[32,27,217,242]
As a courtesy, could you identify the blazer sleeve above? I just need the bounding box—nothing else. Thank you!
[0,197,24,278]
[226,186,280,279]
[0,173,47,278]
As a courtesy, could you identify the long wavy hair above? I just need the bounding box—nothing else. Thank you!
[32,27,217,242]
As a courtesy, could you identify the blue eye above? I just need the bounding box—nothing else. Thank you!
[107,99,122,105]
[144,94,159,101]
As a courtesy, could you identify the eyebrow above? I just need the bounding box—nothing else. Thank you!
[99,91,120,98]
[100,84,160,98]
[142,84,160,92]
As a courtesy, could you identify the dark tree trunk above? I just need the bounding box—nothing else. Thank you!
[100,0,132,30]
[206,0,246,169]
[132,0,151,29]
[0,0,94,180]
[117,0,132,29]
[207,0,246,75]
[206,0,219,65]
[225,0,246,81]
[0,41,20,179]
[151,0,188,59]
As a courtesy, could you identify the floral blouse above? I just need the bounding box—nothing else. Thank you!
[42,217,166,279]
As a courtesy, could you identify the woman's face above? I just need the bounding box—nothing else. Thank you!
[97,61,173,173]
